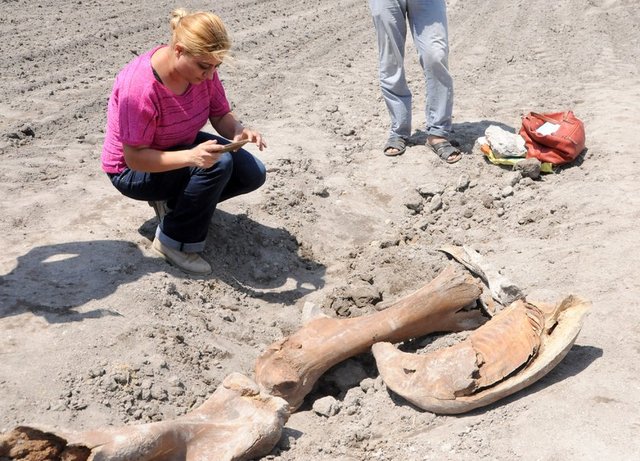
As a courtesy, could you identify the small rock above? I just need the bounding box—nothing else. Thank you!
[150,387,168,401]
[325,359,368,392]
[332,299,351,317]
[429,195,443,212]
[313,396,340,417]
[343,391,362,415]
[220,310,236,322]
[112,373,129,385]
[480,193,494,209]
[518,208,545,225]
[451,230,464,246]
[342,128,355,136]
[170,386,185,396]
[347,283,381,308]
[514,158,542,179]
[312,185,329,197]
[21,125,36,138]
[405,201,423,214]
[164,282,178,295]
[379,237,400,249]
[345,405,359,416]
[506,172,521,187]
[360,378,376,393]
[354,429,370,442]
[519,177,536,187]
[277,434,297,450]
[70,401,88,411]
[415,219,430,231]
[88,367,106,379]
[456,174,470,191]
[501,186,514,197]
[417,183,445,198]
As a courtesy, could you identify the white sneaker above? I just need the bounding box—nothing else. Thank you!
[152,238,211,275]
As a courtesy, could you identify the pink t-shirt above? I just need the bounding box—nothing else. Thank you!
[101,45,231,173]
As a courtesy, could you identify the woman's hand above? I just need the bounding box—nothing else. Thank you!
[233,127,267,151]
[210,112,267,151]
[189,140,228,168]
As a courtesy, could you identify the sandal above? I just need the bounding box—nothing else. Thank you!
[428,140,462,164]
[383,135,407,157]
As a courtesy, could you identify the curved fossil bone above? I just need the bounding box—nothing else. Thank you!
[255,264,484,410]
[372,295,590,414]
[439,244,525,311]
[0,373,289,461]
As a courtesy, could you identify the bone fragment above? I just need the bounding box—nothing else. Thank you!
[439,244,525,308]
[255,264,483,410]
[372,295,590,414]
[302,301,326,324]
[0,373,289,461]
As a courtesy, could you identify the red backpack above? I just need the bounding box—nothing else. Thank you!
[519,111,586,165]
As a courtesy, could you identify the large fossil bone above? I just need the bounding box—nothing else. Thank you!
[372,295,590,414]
[255,264,484,410]
[0,373,289,461]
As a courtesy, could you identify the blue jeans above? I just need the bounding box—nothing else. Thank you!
[369,0,453,139]
[108,132,266,252]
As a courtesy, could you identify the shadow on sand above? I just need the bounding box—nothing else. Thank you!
[1,212,325,324]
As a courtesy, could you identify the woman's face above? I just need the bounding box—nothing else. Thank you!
[175,46,222,84]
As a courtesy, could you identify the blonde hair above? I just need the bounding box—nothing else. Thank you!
[169,8,230,61]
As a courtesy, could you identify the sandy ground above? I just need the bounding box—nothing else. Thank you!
[1,0,640,459]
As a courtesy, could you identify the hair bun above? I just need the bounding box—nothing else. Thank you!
[170,8,189,30]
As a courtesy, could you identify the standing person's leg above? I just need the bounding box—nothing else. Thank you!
[407,0,460,163]
[369,0,412,156]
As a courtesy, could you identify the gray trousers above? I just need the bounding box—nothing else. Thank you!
[369,0,453,140]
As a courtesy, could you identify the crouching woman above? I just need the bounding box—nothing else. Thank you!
[101,9,267,275]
